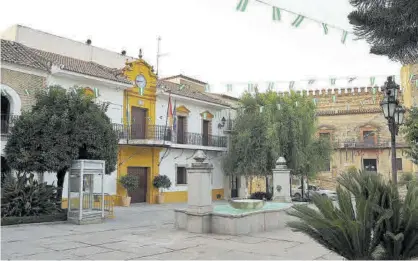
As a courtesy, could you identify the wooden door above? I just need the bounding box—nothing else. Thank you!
[177,116,185,144]
[131,107,147,139]
[127,167,148,203]
[202,120,209,146]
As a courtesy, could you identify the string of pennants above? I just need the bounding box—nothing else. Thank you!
[203,74,418,95]
[13,86,101,98]
[235,0,353,44]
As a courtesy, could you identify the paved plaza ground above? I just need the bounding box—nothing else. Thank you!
[1,202,343,260]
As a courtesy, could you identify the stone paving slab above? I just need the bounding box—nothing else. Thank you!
[1,203,343,260]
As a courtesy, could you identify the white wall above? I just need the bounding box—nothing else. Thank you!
[159,149,225,192]
[2,25,133,69]
[47,75,124,124]
[156,95,229,137]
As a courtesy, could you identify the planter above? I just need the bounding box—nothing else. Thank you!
[121,196,131,207]
[157,193,165,204]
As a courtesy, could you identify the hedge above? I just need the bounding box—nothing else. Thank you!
[1,211,67,226]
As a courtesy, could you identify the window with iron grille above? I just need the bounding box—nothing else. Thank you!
[396,158,403,171]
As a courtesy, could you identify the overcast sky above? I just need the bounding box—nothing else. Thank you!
[0,0,401,94]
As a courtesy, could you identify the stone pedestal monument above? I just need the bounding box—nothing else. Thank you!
[174,150,213,233]
[273,157,292,203]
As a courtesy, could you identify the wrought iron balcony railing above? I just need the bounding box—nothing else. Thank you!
[1,114,19,134]
[112,124,172,142]
[175,132,228,148]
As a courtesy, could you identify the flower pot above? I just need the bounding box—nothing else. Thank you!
[121,196,131,207]
[157,193,164,204]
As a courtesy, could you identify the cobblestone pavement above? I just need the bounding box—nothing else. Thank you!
[1,202,343,260]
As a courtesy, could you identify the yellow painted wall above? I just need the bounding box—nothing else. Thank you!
[117,146,161,205]
[163,189,225,203]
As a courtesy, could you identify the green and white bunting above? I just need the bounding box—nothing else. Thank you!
[322,23,328,35]
[24,89,30,95]
[179,84,185,90]
[267,82,275,91]
[236,0,249,12]
[313,98,317,106]
[332,95,336,103]
[226,84,233,92]
[138,87,144,96]
[289,81,295,90]
[308,79,315,85]
[205,84,210,92]
[348,77,356,83]
[260,106,264,113]
[277,103,281,110]
[93,87,100,98]
[341,30,348,44]
[372,87,377,95]
[272,6,281,21]
[292,15,304,28]
[370,77,376,86]
[330,78,336,85]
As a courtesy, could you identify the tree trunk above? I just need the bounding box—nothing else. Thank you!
[301,175,305,199]
[56,168,68,207]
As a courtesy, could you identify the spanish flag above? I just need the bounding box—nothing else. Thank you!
[168,93,173,128]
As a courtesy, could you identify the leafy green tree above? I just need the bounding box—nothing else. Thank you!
[5,86,118,204]
[288,170,418,260]
[403,107,418,163]
[348,0,418,64]
[223,90,332,197]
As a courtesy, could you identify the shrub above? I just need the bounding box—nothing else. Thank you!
[152,175,171,192]
[287,170,418,260]
[399,172,414,186]
[118,175,139,194]
[1,173,59,217]
[250,191,272,200]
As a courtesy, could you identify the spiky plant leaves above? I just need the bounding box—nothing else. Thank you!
[288,187,381,260]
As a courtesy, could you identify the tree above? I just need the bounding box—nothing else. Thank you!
[223,90,332,197]
[5,86,118,204]
[403,107,418,163]
[348,0,418,64]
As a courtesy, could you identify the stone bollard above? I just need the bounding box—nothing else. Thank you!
[273,157,292,202]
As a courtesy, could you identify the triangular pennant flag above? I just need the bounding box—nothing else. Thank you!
[226,84,233,92]
[205,84,210,92]
[179,84,185,90]
[308,79,315,85]
[289,81,295,90]
[370,77,376,86]
[272,6,281,21]
[292,15,304,28]
[267,82,275,91]
[93,87,100,98]
[341,30,348,44]
[259,106,264,113]
[277,103,281,110]
[322,23,328,35]
[313,98,317,106]
[330,78,336,85]
[332,95,336,103]
[372,87,377,95]
[409,74,414,82]
[236,0,249,12]
[24,89,30,95]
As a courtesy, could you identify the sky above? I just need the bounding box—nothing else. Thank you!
[0,0,401,94]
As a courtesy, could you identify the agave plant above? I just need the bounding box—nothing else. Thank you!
[287,170,418,260]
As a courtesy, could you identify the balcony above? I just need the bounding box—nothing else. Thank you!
[175,132,227,148]
[112,124,172,146]
[1,114,19,135]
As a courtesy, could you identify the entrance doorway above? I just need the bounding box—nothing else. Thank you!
[127,167,148,203]
[230,175,239,198]
[363,159,377,172]
[131,107,147,139]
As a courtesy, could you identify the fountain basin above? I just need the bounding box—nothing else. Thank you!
[228,199,265,210]
[175,202,293,235]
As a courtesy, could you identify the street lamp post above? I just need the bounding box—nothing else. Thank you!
[380,76,406,184]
